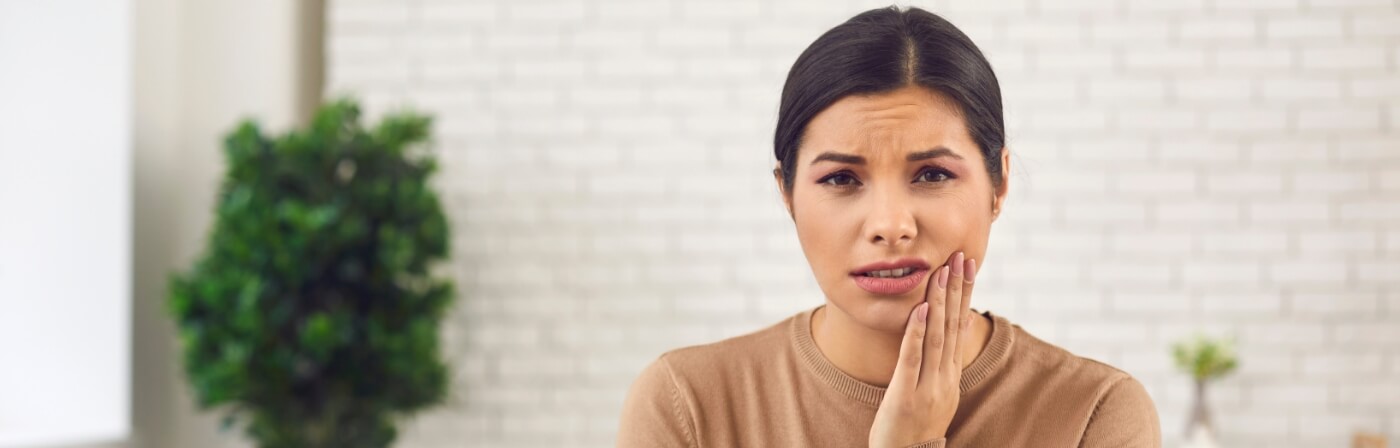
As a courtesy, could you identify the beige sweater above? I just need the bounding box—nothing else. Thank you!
[617,305,1162,447]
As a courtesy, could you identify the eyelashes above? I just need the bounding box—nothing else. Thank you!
[816,166,956,189]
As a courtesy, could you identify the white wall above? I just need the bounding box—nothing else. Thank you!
[130,1,320,447]
[328,0,1400,447]
[0,1,131,446]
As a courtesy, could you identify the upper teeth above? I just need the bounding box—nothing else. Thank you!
[865,268,914,278]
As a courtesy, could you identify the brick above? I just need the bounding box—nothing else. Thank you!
[1024,230,1108,254]
[1292,291,1381,317]
[1115,108,1199,131]
[1178,17,1257,41]
[1156,138,1243,162]
[1111,232,1195,255]
[505,0,588,23]
[1182,261,1263,287]
[1205,108,1288,132]
[1115,169,1199,194]
[420,1,499,25]
[1260,77,1344,101]
[678,0,764,22]
[1064,202,1150,225]
[1352,15,1400,38]
[1205,171,1285,194]
[1298,105,1384,131]
[1110,291,1193,314]
[1088,260,1173,287]
[1124,47,1208,71]
[1250,382,1329,407]
[1026,168,1110,195]
[1156,200,1244,224]
[1028,109,1111,133]
[1265,15,1347,39]
[1090,19,1172,43]
[1174,77,1254,102]
[1339,200,1400,220]
[1200,291,1283,315]
[1200,230,1289,255]
[1269,260,1349,285]
[1301,46,1389,71]
[1063,137,1153,163]
[1297,230,1378,254]
[1242,321,1328,347]
[1247,137,1330,163]
[1292,170,1370,194]
[1214,47,1294,70]
[1087,78,1168,103]
[1360,76,1400,98]
[1248,200,1332,223]
[655,26,734,50]
[1356,261,1400,285]
[1124,0,1207,13]
[1334,381,1400,407]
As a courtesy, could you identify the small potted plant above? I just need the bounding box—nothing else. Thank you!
[1172,333,1239,448]
[168,99,456,448]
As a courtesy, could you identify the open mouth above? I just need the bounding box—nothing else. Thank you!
[859,267,918,278]
[850,268,929,295]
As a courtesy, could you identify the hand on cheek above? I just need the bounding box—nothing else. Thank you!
[868,251,979,448]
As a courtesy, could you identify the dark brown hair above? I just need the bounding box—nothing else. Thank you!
[774,6,1006,193]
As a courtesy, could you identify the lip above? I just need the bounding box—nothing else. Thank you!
[849,258,933,296]
[850,258,931,275]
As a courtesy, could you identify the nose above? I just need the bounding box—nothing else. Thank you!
[863,187,917,247]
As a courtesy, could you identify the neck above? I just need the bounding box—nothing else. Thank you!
[810,302,992,388]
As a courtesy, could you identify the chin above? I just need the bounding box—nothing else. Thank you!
[838,289,926,333]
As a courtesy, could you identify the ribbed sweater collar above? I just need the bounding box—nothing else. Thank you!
[791,304,1016,407]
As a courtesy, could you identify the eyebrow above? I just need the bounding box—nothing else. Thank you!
[808,147,964,165]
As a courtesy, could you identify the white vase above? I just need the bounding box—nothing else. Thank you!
[1181,379,1220,448]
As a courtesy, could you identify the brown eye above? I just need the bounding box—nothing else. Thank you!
[819,172,860,187]
[915,168,952,183]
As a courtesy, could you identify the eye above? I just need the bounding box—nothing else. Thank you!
[914,167,953,184]
[818,171,861,187]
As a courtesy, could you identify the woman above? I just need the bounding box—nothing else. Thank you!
[617,6,1161,448]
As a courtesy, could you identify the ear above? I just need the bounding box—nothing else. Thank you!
[992,147,1010,222]
[774,165,794,220]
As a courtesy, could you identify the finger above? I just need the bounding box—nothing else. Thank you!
[890,302,929,393]
[940,252,966,376]
[919,265,949,387]
[952,259,974,378]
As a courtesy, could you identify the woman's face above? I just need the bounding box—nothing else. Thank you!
[777,84,1009,334]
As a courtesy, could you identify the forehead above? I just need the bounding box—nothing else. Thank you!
[799,85,976,161]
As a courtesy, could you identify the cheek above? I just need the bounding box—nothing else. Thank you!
[790,190,857,271]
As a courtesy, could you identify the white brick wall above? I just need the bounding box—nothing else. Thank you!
[326,0,1400,446]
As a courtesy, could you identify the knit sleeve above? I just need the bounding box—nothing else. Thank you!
[617,355,696,448]
[1079,375,1162,448]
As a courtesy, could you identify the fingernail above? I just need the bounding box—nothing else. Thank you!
[938,266,949,289]
[952,252,965,277]
[966,258,977,284]
[916,302,929,323]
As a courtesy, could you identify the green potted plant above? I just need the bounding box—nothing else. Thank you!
[1172,333,1239,448]
[168,99,456,448]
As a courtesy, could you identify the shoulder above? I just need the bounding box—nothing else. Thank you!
[619,315,793,445]
[658,316,790,373]
[628,314,791,398]
[1011,323,1132,384]
[1003,320,1161,446]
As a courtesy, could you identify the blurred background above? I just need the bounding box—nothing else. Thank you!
[1,0,1397,447]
